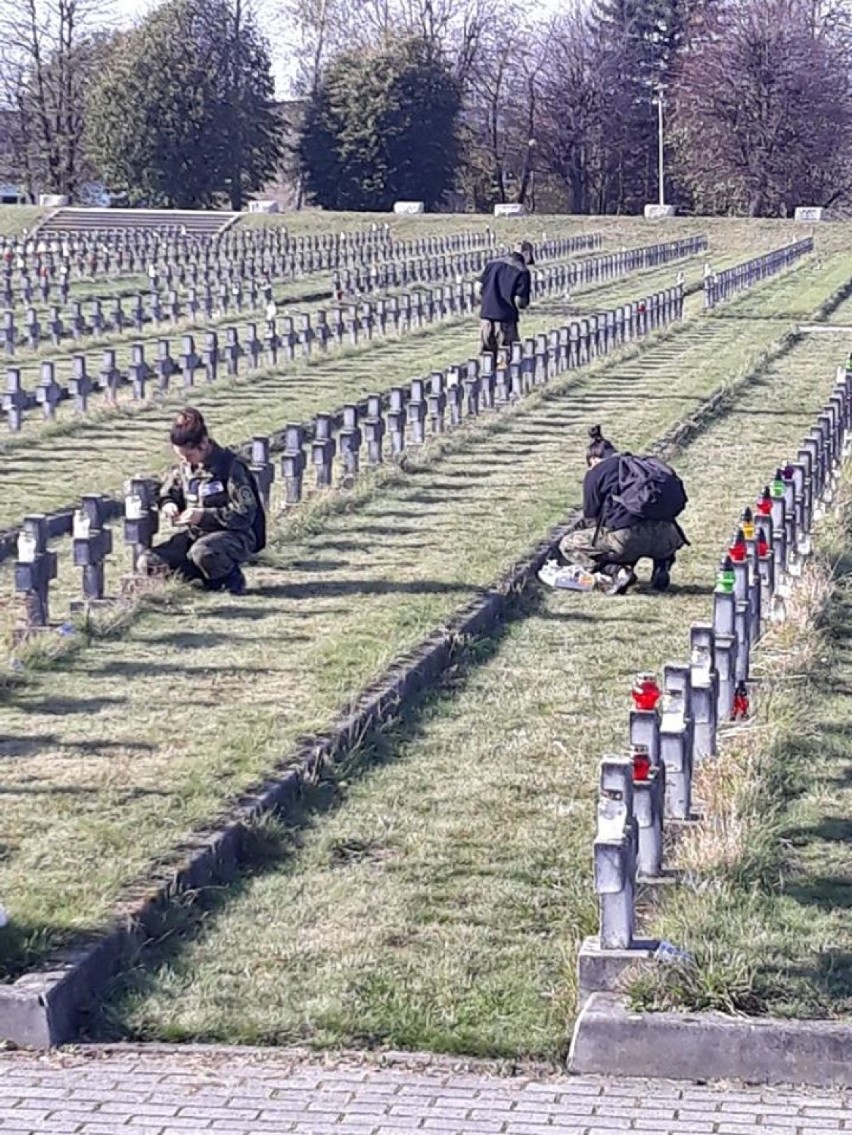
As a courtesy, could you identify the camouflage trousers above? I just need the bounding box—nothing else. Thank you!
[146,530,253,584]
[559,520,686,570]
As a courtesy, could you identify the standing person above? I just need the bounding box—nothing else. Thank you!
[478,239,535,364]
[558,425,688,596]
[143,407,265,595]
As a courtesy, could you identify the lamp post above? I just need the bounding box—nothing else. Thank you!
[654,87,666,207]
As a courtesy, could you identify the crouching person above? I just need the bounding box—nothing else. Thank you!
[143,407,265,595]
[560,425,688,596]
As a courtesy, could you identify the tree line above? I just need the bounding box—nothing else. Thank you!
[1,0,851,216]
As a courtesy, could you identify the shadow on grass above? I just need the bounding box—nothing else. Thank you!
[253,578,477,601]
[84,588,547,1043]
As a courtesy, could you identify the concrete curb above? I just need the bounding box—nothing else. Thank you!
[568,993,852,1088]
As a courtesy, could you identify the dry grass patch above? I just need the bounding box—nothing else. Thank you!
[631,479,852,1020]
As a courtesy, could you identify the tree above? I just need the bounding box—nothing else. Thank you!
[0,0,110,200]
[671,0,852,214]
[85,0,282,209]
[299,35,461,210]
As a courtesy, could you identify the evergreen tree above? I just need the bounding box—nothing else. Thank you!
[85,0,282,209]
[299,36,461,211]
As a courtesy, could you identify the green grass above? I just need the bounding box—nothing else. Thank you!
[629,484,852,1021]
[0,206,44,236]
[90,326,852,1056]
[0,295,838,986]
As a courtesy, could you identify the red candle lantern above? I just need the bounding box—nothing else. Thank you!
[756,487,773,516]
[757,531,769,558]
[728,528,747,563]
[731,681,750,720]
[631,673,661,711]
[631,745,651,781]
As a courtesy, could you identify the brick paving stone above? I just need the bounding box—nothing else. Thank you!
[0,1052,850,1135]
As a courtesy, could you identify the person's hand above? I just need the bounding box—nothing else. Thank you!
[160,502,179,524]
[177,508,203,526]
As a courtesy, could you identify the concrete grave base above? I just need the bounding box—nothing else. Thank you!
[795,206,826,222]
[569,993,852,1088]
[644,204,676,219]
[393,201,425,214]
[494,203,525,217]
[248,201,279,214]
[577,936,658,1007]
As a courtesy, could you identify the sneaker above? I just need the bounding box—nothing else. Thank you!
[651,556,675,592]
[607,566,638,596]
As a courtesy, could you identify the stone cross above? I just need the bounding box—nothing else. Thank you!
[281,425,306,504]
[339,405,362,480]
[249,436,274,509]
[312,413,336,487]
[72,494,113,601]
[70,356,92,413]
[363,394,385,465]
[36,362,63,419]
[14,514,58,630]
[3,368,27,431]
[123,477,160,572]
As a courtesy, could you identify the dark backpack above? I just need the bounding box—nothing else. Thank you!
[220,448,267,553]
[611,454,687,521]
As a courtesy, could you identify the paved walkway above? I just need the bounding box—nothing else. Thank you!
[0,1048,848,1135]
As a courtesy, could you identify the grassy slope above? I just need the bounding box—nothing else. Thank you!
[98,325,850,1055]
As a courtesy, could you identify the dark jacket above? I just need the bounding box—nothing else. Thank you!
[159,443,258,542]
[583,454,635,532]
[479,253,532,322]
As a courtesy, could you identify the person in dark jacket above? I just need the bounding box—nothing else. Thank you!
[141,407,262,595]
[478,240,534,363]
[559,425,686,595]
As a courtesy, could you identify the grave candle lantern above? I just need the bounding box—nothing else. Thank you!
[757,488,773,516]
[741,507,755,540]
[631,673,661,711]
[631,745,651,782]
[717,556,736,593]
[728,528,747,562]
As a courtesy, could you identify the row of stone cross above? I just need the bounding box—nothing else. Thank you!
[2,226,595,283]
[1,242,704,430]
[1,234,704,359]
[0,232,602,315]
[6,284,686,633]
[703,237,814,309]
[583,363,849,999]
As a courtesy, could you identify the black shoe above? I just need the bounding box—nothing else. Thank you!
[224,566,247,596]
[651,556,675,591]
[207,566,247,595]
[607,566,638,596]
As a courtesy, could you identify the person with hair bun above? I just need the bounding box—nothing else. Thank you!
[557,424,688,596]
[141,406,265,595]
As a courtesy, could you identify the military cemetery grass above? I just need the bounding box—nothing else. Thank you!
[0,306,803,981]
[0,246,754,528]
[97,327,851,1055]
[632,484,852,1021]
[1,214,850,1054]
